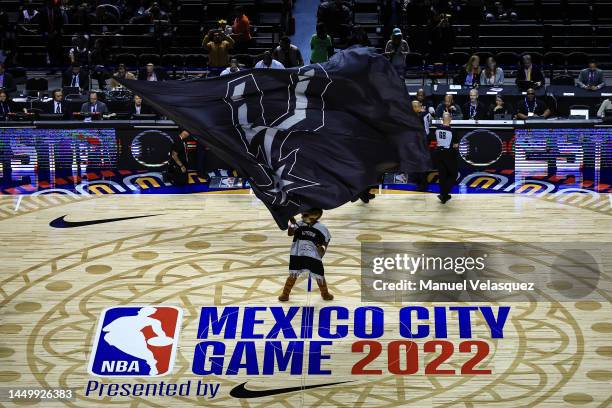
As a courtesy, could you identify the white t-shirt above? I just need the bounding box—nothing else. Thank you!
[254,59,285,69]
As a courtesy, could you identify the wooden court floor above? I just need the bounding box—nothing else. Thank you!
[0,192,611,407]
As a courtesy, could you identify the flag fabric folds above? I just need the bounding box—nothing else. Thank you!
[119,47,431,229]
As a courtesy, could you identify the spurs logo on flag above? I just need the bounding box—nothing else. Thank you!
[118,47,431,229]
[223,66,331,205]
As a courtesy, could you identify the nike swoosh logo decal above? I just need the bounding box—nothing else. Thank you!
[229,380,353,399]
[49,214,159,228]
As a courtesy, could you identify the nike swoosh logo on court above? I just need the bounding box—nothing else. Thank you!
[49,214,159,228]
[229,380,352,399]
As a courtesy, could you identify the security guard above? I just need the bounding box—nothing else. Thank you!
[435,112,459,203]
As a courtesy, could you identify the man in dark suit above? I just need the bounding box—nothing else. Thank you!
[138,63,167,81]
[62,64,89,91]
[462,88,487,120]
[80,91,108,114]
[0,63,17,95]
[577,60,605,91]
[515,54,545,88]
[128,94,154,117]
[45,89,71,118]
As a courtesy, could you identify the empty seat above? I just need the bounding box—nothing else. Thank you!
[114,53,138,67]
[495,52,520,68]
[161,54,185,68]
[448,52,470,67]
[543,51,566,68]
[566,51,589,68]
[139,53,161,66]
[184,54,208,68]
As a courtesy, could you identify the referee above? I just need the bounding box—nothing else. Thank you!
[435,112,459,204]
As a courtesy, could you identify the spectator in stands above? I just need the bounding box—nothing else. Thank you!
[203,29,234,74]
[488,95,513,118]
[310,23,334,63]
[0,63,16,95]
[91,6,119,33]
[0,90,18,121]
[62,64,90,91]
[435,94,463,119]
[217,19,232,36]
[231,7,252,52]
[577,60,605,91]
[129,95,152,116]
[347,26,371,47]
[0,6,15,65]
[414,88,434,112]
[255,51,285,69]
[317,0,351,41]
[110,64,136,89]
[516,54,544,88]
[138,63,168,81]
[457,54,481,87]
[39,0,64,74]
[80,91,108,114]
[480,57,504,86]
[384,28,410,77]
[429,13,455,59]
[20,1,40,24]
[69,35,91,67]
[463,88,487,120]
[597,96,612,118]
[221,59,240,76]
[144,2,169,23]
[69,3,92,30]
[273,37,304,68]
[90,38,110,89]
[317,0,352,41]
[516,88,551,119]
[44,89,70,118]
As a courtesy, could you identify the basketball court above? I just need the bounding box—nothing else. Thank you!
[0,191,610,407]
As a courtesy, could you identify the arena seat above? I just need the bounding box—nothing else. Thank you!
[184,54,208,69]
[495,52,520,70]
[139,54,162,66]
[114,53,139,68]
[161,54,186,69]
[566,51,589,68]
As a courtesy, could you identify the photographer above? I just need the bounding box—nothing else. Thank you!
[202,28,234,75]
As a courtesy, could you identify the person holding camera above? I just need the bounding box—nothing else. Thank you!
[203,28,234,75]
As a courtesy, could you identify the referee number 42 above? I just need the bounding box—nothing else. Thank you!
[351,340,491,375]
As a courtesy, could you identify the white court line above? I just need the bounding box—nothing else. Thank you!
[609,193,612,208]
[14,195,23,212]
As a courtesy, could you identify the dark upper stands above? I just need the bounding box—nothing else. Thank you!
[0,0,610,82]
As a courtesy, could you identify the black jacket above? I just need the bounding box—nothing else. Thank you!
[44,100,71,118]
[138,68,168,81]
[128,102,153,116]
[462,101,487,120]
[0,72,17,95]
[515,65,545,86]
[62,70,90,90]
[0,100,18,120]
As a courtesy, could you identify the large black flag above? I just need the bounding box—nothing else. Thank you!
[120,47,430,229]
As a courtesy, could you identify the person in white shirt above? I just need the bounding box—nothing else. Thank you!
[254,51,285,69]
[220,59,240,76]
[597,96,612,118]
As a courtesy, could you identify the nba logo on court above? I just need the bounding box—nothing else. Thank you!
[88,306,182,377]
